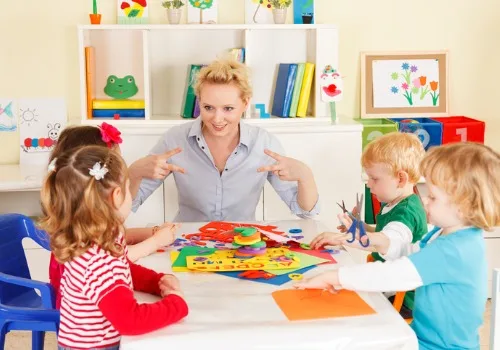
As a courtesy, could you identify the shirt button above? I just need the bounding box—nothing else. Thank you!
[225,168,228,171]
[197,137,200,141]
[202,146,205,149]
[235,152,237,154]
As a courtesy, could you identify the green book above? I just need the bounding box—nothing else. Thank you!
[182,64,202,118]
[288,63,305,118]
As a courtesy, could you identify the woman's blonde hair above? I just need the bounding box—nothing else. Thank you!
[361,132,425,183]
[194,58,252,101]
[421,142,500,231]
[39,145,128,263]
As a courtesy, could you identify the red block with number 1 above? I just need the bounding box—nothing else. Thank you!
[431,116,485,144]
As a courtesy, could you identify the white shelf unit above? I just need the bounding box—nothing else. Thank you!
[77,24,338,126]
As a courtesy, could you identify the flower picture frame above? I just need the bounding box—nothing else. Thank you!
[360,51,449,118]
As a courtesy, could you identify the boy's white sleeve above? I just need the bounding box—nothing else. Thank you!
[378,222,413,260]
[338,257,423,292]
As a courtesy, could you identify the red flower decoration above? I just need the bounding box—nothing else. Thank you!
[99,122,123,148]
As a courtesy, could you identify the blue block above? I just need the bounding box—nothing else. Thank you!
[255,104,270,118]
[390,117,443,151]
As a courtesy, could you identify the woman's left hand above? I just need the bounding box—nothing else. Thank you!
[257,149,311,182]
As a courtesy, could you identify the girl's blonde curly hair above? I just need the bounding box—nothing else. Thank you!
[39,145,128,263]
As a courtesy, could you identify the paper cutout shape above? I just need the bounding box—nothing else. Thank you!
[320,65,343,103]
[171,246,217,268]
[263,251,328,275]
[217,265,317,286]
[104,75,139,99]
[272,289,376,321]
[186,248,300,271]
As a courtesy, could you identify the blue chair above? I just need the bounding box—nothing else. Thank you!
[0,214,59,349]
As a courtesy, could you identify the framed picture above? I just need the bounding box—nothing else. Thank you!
[360,51,449,118]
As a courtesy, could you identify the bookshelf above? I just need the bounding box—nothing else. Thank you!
[77,24,338,126]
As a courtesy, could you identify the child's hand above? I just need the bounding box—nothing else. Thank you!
[310,231,350,250]
[154,223,181,248]
[293,270,340,292]
[337,212,354,233]
[159,274,181,297]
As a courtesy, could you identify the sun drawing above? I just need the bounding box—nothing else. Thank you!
[19,108,39,125]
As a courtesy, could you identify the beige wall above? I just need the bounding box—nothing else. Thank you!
[1,0,499,164]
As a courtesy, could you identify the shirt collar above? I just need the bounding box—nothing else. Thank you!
[188,118,251,147]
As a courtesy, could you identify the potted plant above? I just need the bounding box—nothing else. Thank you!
[162,0,184,24]
[269,0,291,24]
[89,0,102,24]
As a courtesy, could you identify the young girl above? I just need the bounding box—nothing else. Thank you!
[295,142,500,350]
[39,145,188,349]
[47,123,180,309]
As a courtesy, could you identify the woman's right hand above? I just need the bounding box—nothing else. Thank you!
[129,147,186,180]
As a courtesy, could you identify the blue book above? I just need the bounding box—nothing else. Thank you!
[92,109,145,118]
[272,63,298,118]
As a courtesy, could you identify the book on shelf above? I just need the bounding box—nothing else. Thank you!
[296,62,315,117]
[84,47,95,119]
[92,99,145,109]
[271,64,298,118]
[272,62,314,118]
[181,64,202,118]
[92,109,145,118]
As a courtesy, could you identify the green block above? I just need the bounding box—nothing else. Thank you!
[354,118,399,150]
[234,227,257,237]
[249,241,266,248]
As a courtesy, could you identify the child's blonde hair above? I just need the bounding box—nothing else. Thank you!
[194,58,252,101]
[421,142,500,231]
[39,145,128,262]
[361,132,425,183]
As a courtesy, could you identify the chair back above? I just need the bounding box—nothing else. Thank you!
[0,214,50,305]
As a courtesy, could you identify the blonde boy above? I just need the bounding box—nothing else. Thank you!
[298,142,500,349]
[311,132,427,316]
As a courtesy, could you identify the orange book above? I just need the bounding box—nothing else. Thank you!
[272,289,376,321]
[85,47,95,119]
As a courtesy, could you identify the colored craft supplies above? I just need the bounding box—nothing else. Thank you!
[232,227,267,256]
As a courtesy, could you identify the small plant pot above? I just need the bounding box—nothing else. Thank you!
[301,12,313,24]
[89,13,102,25]
[167,8,182,24]
[272,8,287,24]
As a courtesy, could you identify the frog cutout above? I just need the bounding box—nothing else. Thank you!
[319,66,343,103]
[104,75,139,99]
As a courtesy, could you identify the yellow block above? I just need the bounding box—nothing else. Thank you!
[92,99,145,109]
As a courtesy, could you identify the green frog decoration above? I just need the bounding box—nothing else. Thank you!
[104,75,139,99]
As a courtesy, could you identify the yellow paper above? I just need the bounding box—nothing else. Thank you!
[186,248,300,272]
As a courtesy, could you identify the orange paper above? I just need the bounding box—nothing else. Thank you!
[272,289,376,321]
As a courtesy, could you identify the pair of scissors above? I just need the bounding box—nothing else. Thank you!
[336,200,356,221]
[345,193,370,247]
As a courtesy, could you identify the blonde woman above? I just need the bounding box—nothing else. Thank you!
[130,59,320,221]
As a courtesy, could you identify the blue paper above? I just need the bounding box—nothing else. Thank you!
[216,265,317,286]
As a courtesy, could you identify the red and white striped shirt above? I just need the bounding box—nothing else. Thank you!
[57,236,189,349]
[58,238,133,348]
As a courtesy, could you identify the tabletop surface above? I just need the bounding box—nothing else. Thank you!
[121,220,418,350]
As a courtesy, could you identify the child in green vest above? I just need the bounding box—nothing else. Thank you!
[310,132,428,318]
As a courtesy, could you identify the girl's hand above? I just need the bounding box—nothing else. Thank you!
[257,149,312,182]
[293,270,340,292]
[129,148,186,180]
[154,223,181,248]
[310,231,350,250]
[159,274,181,297]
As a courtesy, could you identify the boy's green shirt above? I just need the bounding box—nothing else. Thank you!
[370,194,428,310]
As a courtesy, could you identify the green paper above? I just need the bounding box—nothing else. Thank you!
[263,251,329,275]
[172,246,217,268]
